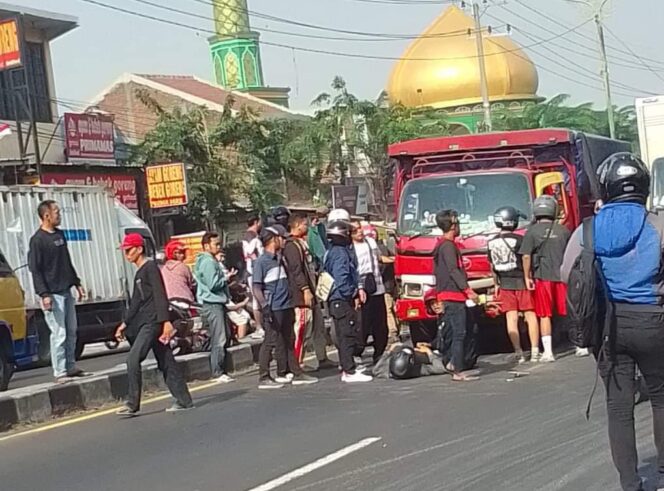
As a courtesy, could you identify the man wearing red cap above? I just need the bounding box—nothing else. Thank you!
[115,233,193,416]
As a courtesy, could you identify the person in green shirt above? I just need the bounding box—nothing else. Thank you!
[307,206,329,272]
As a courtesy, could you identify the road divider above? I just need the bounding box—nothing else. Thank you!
[0,342,258,432]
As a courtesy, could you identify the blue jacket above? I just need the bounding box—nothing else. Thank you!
[593,203,664,305]
[324,243,359,301]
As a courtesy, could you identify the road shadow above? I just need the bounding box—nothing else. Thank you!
[193,389,249,409]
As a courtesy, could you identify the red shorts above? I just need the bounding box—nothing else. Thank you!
[497,289,535,313]
[534,280,567,317]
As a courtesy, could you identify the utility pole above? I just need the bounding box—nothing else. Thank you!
[595,13,616,138]
[472,1,492,132]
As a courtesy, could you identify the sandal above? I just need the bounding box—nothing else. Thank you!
[452,373,480,382]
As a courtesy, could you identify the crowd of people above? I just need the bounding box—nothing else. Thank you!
[26,151,664,489]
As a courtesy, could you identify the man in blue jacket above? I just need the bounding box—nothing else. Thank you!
[324,219,372,383]
[562,153,664,491]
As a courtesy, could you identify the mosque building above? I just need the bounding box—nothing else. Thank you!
[387,5,541,134]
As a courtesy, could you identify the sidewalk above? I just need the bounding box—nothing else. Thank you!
[0,339,262,432]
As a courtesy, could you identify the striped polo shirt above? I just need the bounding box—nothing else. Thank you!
[252,252,292,311]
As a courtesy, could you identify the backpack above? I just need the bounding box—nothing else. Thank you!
[566,216,608,349]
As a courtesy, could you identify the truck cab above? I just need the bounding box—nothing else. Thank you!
[390,129,629,329]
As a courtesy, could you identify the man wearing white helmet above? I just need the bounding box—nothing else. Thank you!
[328,208,351,223]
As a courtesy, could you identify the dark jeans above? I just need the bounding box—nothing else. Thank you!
[126,324,192,411]
[202,303,230,377]
[329,299,361,373]
[357,294,388,363]
[258,308,300,380]
[441,301,467,372]
[598,310,664,491]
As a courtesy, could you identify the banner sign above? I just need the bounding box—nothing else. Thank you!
[41,172,139,211]
[65,113,115,161]
[0,19,21,71]
[332,184,369,215]
[146,163,188,209]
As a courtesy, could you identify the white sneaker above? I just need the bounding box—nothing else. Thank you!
[275,373,294,384]
[539,353,556,363]
[342,371,373,383]
[250,329,265,339]
[215,374,235,384]
[575,347,590,357]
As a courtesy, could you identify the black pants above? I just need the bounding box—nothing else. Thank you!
[441,301,467,372]
[357,294,389,363]
[329,299,361,373]
[598,311,664,491]
[258,308,300,380]
[126,324,192,411]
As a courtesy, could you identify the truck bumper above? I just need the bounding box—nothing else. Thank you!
[396,298,434,322]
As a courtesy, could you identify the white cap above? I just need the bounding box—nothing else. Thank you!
[328,208,351,222]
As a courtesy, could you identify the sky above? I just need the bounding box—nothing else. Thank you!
[16,0,664,113]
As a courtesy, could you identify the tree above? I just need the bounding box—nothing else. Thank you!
[492,94,639,149]
[303,77,449,218]
[132,92,299,226]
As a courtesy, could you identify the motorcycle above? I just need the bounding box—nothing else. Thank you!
[168,298,209,356]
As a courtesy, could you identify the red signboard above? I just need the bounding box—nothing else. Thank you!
[41,172,139,211]
[64,113,115,161]
[0,19,21,71]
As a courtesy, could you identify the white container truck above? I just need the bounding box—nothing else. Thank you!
[0,185,154,363]
[636,96,664,207]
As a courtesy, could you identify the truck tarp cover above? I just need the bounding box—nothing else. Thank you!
[573,132,631,200]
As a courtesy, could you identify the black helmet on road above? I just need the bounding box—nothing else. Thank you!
[597,152,650,204]
[493,206,520,231]
[326,220,350,239]
[389,347,416,380]
[533,195,558,220]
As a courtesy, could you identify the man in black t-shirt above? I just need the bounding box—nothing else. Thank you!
[519,196,571,363]
[28,200,87,383]
[487,206,538,364]
[115,233,193,416]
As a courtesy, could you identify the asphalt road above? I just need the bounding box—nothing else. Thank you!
[0,352,660,491]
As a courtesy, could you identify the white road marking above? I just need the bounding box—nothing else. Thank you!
[246,436,382,491]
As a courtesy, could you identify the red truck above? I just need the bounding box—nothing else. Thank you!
[389,128,630,338]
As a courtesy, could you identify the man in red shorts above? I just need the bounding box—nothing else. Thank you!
[519,195,571,362]
[487,206,539,364]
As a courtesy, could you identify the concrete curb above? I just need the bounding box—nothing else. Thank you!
[0,343,259,432]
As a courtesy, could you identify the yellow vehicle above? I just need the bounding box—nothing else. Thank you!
[0,248,36,391]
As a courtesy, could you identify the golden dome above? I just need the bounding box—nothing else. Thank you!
[387,5,539,109]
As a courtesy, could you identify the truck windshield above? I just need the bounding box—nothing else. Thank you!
[398,173,533,237]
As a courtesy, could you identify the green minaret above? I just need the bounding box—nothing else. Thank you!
[208,0,264,91]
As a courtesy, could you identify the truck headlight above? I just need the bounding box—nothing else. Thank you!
[403,283,423,297]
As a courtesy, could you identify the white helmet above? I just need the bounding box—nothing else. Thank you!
[328,208,351,222]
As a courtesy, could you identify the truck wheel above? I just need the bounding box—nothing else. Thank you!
[0,348,13,392]
[75,340,85,360]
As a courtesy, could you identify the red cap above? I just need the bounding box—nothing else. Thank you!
[121,233,144,250]
[165,240,186,260]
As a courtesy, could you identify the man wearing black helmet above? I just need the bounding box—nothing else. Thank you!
[487,206,538,364]
[519,195,571,363]
[269,206,291,228]
[324,218,372,383]
[562,153,664,491]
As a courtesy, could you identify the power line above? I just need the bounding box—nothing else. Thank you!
[77,0,592,62]
[513,0,664,68]
[127,0,479,42]
[603,24,664,86]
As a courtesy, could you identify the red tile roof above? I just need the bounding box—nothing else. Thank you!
[137,74,296,118]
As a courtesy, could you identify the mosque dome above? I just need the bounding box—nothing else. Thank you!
[387,5,539,109]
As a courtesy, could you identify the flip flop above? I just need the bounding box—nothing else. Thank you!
[452,374,480,382]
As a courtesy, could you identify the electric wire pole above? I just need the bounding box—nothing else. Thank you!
[472,1,493,132]
[595,13,616,138]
